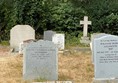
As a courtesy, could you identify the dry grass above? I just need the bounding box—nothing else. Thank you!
[0,55,23,83]
[59,52,94,83]
[0,48,94,83]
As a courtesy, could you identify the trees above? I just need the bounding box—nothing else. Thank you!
[71,0,118,34]
[0,0,118,41]
[0,0,52,40]
[50,2,86,35]
[0,0,86,41]
[0,0,14,41]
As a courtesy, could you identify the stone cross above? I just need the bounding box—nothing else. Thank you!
[80,16,92,37]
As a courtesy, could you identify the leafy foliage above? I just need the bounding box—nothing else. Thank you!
[98,13,118,34]
[50,2,86,36]
[70,0,118,34]
[0,0,86,41]
[0,0,118,44]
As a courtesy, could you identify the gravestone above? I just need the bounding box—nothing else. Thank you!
[10,25,35,52]
[19,39,36,54]
[33,81,72,83]
[80,16,92,44]
[52,34,65,50]
[23,40,58,80]
[91,33,106,42]
[93,79,118,83]
[90,33,108,63]
[56,81,72,83]
[93,35,118,82]
[44,30,56,41]
[33,82,55,83]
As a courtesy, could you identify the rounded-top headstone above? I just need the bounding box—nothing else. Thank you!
[10,25,35,52]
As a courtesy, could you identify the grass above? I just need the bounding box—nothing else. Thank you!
[58,52,94,83]
[0,41,9,46]
[65,37,90,49]
[0,48,94,83]
[0,56,23,83]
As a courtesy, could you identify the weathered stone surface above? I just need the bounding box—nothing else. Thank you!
[44,30,56,41]
[94,35,118,79]
[10,25,35,52]
[80,16,92,44]
[91,33,108,63]
[80,16,92,37]
[52,34,65,50]
[19,39,35,54]
[92,79,118,83]
[23,40,58,80]
[80,36,90,44]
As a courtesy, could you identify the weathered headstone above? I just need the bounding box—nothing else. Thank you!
[90,33,108,63]
[52,34,65,50]
[93,79,118,83]
[10,25,35,52]
[23,40,58,80]
[93,35,118,82]
[91,33,106,42]
[80,16,92,44]
[44,30,56,41]
[19,39,36,54]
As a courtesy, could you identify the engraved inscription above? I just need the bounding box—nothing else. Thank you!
[97,39,118,63]
[27,47,56,60]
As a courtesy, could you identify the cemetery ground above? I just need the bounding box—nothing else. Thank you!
[0,45,93,83]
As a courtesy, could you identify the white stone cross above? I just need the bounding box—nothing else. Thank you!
[80,16,92,37]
